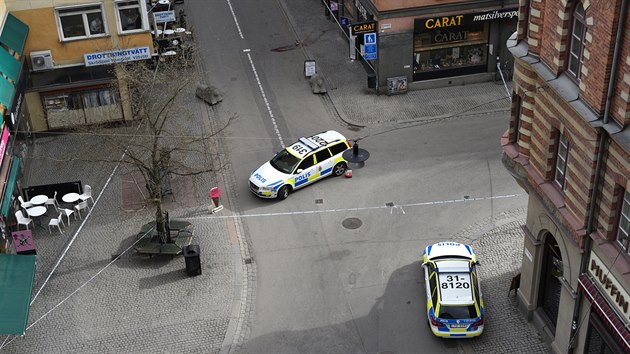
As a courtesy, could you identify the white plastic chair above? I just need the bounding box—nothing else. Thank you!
[48,213,65,234]
[15,210,33,230]
[74,201,90,219]
[61,208,75,225]
[45,191,59,212]
[80,185,94,205]
[18,196,33,210]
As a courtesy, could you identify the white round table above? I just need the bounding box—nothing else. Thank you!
[30,195,48,205]
[26,206,47,218]
[158,0,170,5]
[164,29,175,36]
[174,28,186,33]
[62,193,80,203]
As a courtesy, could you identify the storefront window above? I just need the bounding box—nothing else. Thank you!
[44,88,119,112]
[42,87,123,129]
[413,18,489,81]
[585,311,625,354]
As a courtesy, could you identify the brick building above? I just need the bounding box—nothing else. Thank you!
[501,0,630,353]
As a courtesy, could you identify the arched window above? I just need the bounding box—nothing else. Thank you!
[567,3,587,81]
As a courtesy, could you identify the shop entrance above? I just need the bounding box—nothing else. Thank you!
[538,232,563,333]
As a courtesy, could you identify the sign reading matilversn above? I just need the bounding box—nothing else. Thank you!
[84,47,151,67]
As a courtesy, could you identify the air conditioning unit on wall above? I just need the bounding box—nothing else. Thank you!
[30,50,54,71]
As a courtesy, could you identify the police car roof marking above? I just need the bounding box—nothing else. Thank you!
[438,271,473,304]
[286,147,303,158]
[299,137,321,150]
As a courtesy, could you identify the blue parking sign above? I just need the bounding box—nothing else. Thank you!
[363,33,377,60]
[364,33,376,45]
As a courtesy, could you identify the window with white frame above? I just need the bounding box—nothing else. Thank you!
[57,4,107,40]
[617,190,630,253]
[567,3,587,81]
[554,133,569,191]
[116,0,146,33]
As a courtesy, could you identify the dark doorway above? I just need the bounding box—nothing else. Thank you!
[538,232,563,332]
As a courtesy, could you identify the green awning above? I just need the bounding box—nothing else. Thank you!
[0,253,36,336]
[0,46,21,83]
[0,75,15,111]
[1,156,20,216]
[0,14,29,56]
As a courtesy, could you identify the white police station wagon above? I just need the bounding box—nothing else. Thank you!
[422,242,485,338]
[249,130,351,200]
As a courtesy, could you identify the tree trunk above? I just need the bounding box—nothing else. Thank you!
[155,199,167,244]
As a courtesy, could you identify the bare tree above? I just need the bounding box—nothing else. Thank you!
[37,56,234,244]
[113,57,232,242]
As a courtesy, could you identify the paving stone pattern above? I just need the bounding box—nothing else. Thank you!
[454,209,549,354]
[3,66,236,353]
[279,0,512,127]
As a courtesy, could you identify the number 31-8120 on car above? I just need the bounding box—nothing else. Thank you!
[421,242,485,338]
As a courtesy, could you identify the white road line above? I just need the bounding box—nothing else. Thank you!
[187,193,525,220]
[244,50,285,147]
[227,0,244,39]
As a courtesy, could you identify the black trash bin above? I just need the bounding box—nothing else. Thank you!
[367,73,376,88]
[183,244,201,276]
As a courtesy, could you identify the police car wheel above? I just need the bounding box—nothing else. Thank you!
[333,163,347,176]
[277,185,290,200]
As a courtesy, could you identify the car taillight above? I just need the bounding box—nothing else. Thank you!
[430,317,445,328]
[472,318,484,327]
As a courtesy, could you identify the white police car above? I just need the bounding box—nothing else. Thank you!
[249,130,351,200]
[421,242,484,338]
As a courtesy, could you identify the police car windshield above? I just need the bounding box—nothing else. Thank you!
[270,149,301,174]
[438,305,478,319]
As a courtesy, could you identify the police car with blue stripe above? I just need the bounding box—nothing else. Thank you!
[422,242,485,338]
[249,131,351,200]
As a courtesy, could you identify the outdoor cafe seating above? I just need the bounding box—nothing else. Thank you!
[15,181,92,234]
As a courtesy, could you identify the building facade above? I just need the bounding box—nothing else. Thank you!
[501,0,630,353]
[6,0,156,132]
[326,0,519,91]
[0,0,30,252]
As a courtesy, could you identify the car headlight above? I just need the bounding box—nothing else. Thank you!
[261,186,273,191]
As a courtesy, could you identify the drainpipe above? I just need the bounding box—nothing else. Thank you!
[568,0,627,351]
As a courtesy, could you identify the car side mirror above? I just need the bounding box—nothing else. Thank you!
[296,169,303,174]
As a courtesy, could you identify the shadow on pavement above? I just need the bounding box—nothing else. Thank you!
[240,262,463,353]
[138,268,188,290]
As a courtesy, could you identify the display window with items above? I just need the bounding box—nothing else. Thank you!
[413,16,489,81]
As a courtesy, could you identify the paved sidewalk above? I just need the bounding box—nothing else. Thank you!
[2,66,237,353]
[2,1,532,353]
[279,0,512,127]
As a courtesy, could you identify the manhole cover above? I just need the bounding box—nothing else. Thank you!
[342,217,362,229]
